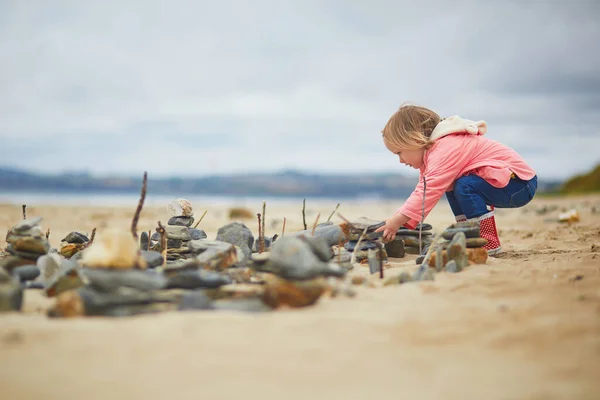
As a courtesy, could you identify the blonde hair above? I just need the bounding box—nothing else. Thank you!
[381,104,441,151]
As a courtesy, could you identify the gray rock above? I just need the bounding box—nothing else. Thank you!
[177,291,215,311]
[61,232,89,244]
[344,240,378,252]
[0,268,23,312]
[6,245,46,261]
[168,216,195,227]
[412,264,435,281]
[82,268,167,292]
[187,240,238,270]
[11,217,43,234]
[251,236,346,280]
[9,236,50,255]
[6,226,44,241]
[164,226,191,241]
[36,254,64,284]
[333,247,352,264]
[447,231,469,270]
[252,236,273,253]
[385,237,405,258]
[189,228,207,240]
[368,249,381,275]
[216,222,254,262]
[347,217,385,233]
[300,235,333,262]
[347,230,383,241]
[12,265,40,282]
[166,270,232,290]
[140,231,149,251]
[213,297,273,313]
[141,250,164,268]
[442,221,480,240]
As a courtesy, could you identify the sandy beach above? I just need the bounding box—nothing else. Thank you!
[1,194,599,400]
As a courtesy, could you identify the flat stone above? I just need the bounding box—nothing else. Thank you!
[187,240,238,270]
[141,250,164,268]
[347,217,385,233]
[165,226,191,241]
[400,223,433,232]
[59,243,85,258]
[168,216,195,227]
[261,275,327,308]
[213,297,273,313]
[368,249,382,275]
[166,269,232,290]
[12,265,40,282]
[347,231,383,241]
[61,232,89,244]
[140,231,150,251]
[82,268,167,292]
[344,240,379,252]
[0,256,32,272]
[6,245,45,261]
[11,217,43,234]
[177,291,215,311]
[289,225,347,247]
[12,236,50,254]
[6,226,44,241]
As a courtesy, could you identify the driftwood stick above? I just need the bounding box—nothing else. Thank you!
[261,201,266,244]
[131,171,148,241]
[83,228,97,249]
[192,210,208,229]
[326,203,340,222]
[157,221,167,266]
[148,230,151,251]
[45,228,50,240]
[22,204,26,220]
[302,198,307,230]
[281,217,287,237]
[375,241,384,279]
[257,213,264,253]
[311,212,321,236]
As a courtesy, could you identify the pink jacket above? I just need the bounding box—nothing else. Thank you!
[396,116,536,228]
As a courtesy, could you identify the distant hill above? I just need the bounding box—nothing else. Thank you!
[0,166,566,199]
[561,164,600,194]
[0,167,418,199]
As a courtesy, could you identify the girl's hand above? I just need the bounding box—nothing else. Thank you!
[375,213,410,242]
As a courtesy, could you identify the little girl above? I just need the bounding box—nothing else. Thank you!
[375,104,538,255]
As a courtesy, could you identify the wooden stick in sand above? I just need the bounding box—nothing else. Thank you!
[83,228,97,249]
[22,204,26,220]
[131,171,148,241]
[257,213,264,253]
[326,203,340,222]
[261,201,266,246]
[192,210,208,229]
[148,230,151,251]
[302,198,307,230]
[45,228,50,240]
[281,217,287,237]
[156,221,167,266]
[311,212,321,236]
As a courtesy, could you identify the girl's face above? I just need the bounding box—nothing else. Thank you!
[394,147,425,169]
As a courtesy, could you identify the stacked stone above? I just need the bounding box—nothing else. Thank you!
[395,223,433,255]
[343,217,388,263]
[2,217,50,271]
[145,199,207,263]
[60,231,90,259]
[417,220,489,272]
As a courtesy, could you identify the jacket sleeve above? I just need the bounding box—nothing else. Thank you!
[396,141,467,228]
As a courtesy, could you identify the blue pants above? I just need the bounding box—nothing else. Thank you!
[445,174,538,219]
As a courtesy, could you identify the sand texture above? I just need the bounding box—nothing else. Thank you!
[1,194,599,400]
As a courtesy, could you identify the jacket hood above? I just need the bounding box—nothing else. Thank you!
[430,115,487,142]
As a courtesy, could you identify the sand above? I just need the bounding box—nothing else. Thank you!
[0,194,599,400]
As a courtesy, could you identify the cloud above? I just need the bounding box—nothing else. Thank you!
[0,0,598,180]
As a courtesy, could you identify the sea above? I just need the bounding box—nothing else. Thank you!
[0,190,396,208]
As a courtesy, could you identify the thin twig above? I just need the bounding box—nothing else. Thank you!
[192,210,208,229]
[131,171,148,241]
[337,237,342,264]
[147,230,151,251]
[83,228,97,249]
[375,241,384,279]
[311,212,320,236]
[302,198,307,230]
[22,204,26,220]
[350,226,368,265]
[261,201,266,247]
[326,203,340,222]
[45,228,50,240]
[281,217,287,237]
[257,213,264,253]
[157,221,167,266]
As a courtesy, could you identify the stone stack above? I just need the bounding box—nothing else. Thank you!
[146,199,207,263]
[60,231,90,258]
[395,223,433,255]
[2,217,50,272]
[342,217,387,263]
[418,221,489,271]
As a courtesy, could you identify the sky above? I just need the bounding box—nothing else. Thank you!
[0,0,599,180]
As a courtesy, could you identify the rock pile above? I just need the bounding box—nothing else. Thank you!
[395,223,433,255]
[342,217,388,263]
[1,217,50,272]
